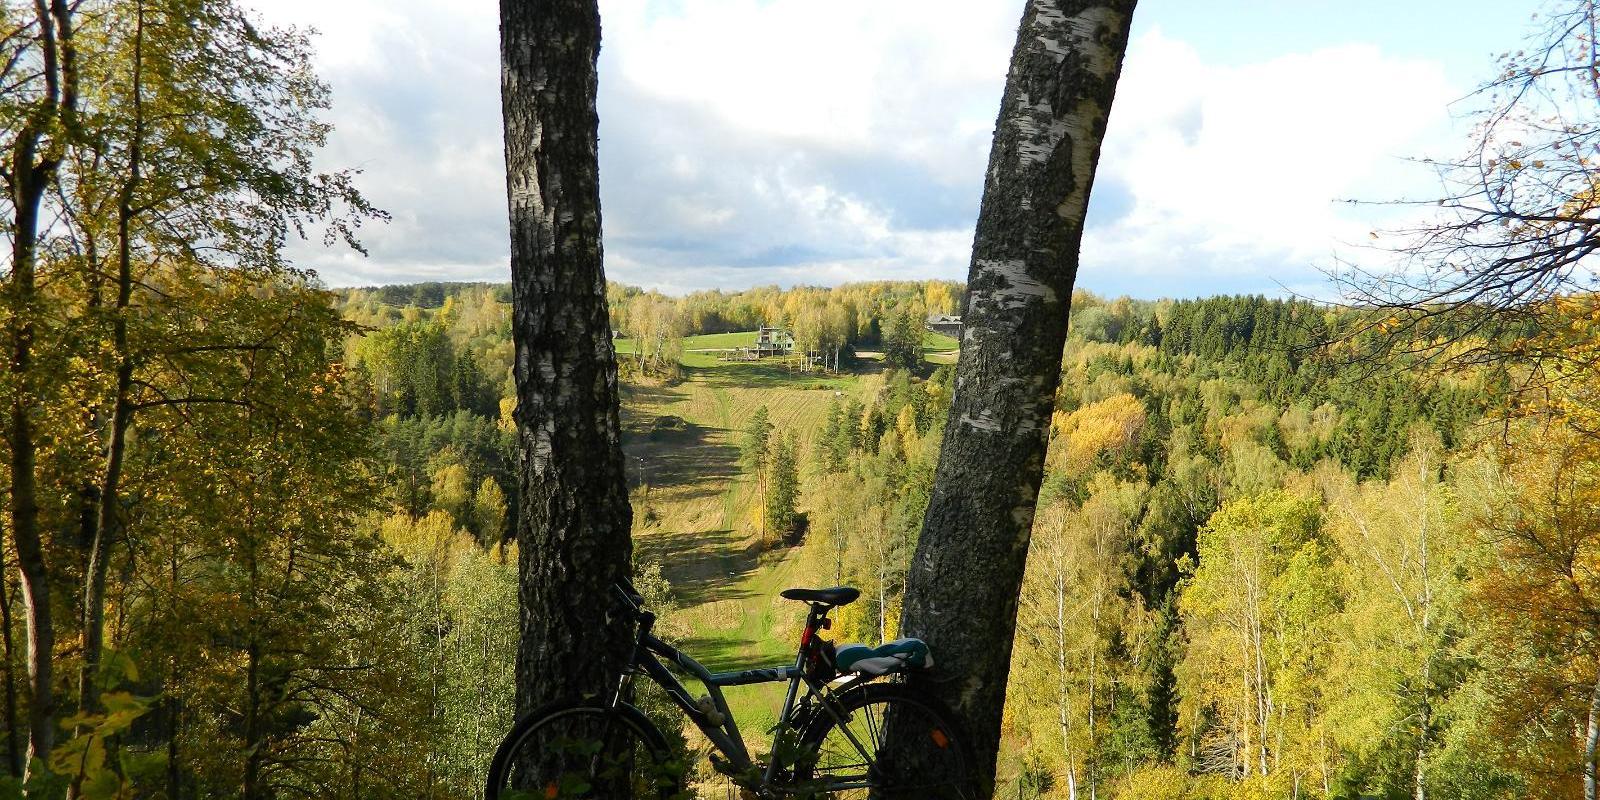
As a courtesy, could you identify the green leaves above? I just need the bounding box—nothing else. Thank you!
[51,690,156,800]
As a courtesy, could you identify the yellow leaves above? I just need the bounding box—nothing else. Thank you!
[1114,765,1221,800]
[894,404,918,453]
[1051,392,1146,475]
[51,690,154,800]
[380,510,473,569]
[499,395,518,433]
[1465,417,1600,785]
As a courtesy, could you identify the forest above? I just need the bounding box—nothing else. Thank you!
[1,0,1598,798]
[336,281,1593,800]
[66,277,1579,799]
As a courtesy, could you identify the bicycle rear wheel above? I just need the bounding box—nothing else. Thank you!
[485,699,685,800]
[796,682,980,799]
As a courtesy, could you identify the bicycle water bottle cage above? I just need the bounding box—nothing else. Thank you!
[833,638,933,676]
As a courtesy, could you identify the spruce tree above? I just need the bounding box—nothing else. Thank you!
[766,430,799,545]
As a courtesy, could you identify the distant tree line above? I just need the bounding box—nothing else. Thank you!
[790,291,1594,799]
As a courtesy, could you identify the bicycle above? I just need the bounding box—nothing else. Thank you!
[486,580,979,799]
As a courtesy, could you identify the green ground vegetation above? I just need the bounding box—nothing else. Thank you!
[322,281,1598,800]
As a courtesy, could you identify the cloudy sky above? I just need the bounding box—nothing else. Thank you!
[249,0,1540,298]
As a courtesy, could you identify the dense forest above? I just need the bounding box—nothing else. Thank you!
[3,0,1599,798]
[335,282,1598,798]
[5,233,1599,798]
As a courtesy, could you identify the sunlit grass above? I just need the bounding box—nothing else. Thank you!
[618,357,885,752]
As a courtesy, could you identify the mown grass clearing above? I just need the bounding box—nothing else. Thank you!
[618,354,883,745]
[621,329,961,369]
[613,328,949,742]
[923,330,960,352]
[615,330,763,356]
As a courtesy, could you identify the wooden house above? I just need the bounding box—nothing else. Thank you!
[925,314,963,338]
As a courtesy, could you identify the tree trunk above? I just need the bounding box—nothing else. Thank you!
[5,1,76,780]
[8,88,51,800]
[1414,658,1431,800]
[0,543,20,777]
[77,0,145,735]
[893,0,1137,788]
[241,644,262,800]
[500,0,634,724]
[165,694,181,800]
[1055,574,1078,800]
[1585,664,1599,800]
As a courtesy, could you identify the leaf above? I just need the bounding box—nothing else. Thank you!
[557,773,592,797]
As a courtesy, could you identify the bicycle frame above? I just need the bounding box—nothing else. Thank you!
[615,603,874,791]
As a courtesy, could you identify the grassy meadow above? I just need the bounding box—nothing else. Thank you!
[615,330,947,740]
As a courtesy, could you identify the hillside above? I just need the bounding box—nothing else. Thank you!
[618,331,960,742]
[329,281,1592,800]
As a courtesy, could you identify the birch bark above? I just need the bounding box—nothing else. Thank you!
[1585,665,1599,800]
[499,0,636,724]
[893,0,1137,789]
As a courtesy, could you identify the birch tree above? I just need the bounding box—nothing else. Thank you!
[1325,434,1466,800]
[893,0,1138,787]
[1178,492,1336,793]
[499,0,636,725]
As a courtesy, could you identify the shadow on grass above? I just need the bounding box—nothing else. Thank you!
[622,424,739,497]
[614,380,684,409]
[636,528,760,602]
[684,363,856,391]
[675,633,787,673]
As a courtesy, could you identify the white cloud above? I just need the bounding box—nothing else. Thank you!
[241,0,1471,298]
[1083,29,1463,296]
[249,0,509,284]
[601,0,1012,180]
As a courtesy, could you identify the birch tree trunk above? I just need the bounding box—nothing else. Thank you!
[499,0,635,723]
[1585,664,1599,800]
[892,0,1137,788]
[0,540,19,778]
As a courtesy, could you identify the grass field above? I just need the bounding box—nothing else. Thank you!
[923,330,959,352]
[922,330,960,364]
[614,330,759,355]
[619,329,961,363]
[614,328,956,750]
[618,349,885,742]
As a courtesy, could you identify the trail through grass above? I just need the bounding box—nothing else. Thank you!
[619,354,884,745]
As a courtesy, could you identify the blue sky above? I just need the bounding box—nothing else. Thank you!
[252,0,1543,299]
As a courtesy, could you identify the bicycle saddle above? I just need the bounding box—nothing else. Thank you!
[780,586,860,606]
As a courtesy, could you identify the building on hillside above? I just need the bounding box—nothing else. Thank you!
[752,325,795,357]
[925,314,963,338]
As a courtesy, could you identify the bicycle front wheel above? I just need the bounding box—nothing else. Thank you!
[485,699,685,800]
[796,682,980,799]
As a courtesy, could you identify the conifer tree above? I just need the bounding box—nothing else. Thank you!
[765,430,799,545]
